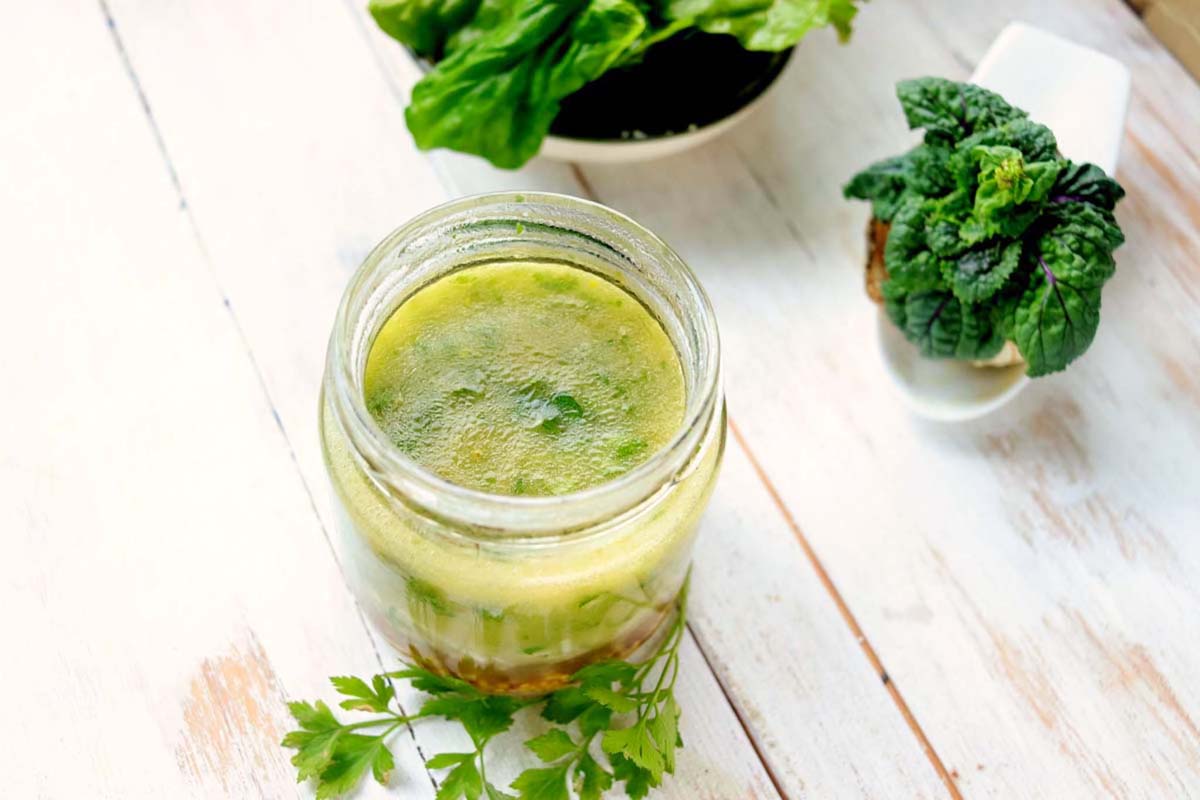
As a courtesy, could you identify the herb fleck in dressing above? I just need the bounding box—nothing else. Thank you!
[363,261,685,495]
[319,198,724,698]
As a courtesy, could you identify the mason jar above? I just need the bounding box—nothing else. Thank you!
[320,193,724,694]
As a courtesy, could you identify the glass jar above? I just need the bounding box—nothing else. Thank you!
[320,193,724,694]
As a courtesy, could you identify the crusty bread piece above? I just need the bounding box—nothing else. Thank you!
[864,217,1025,368]
[865,217,889,304]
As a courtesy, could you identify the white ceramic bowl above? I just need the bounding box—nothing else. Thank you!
[408,40,791,166]
[539,86,780,164]
[876,21,1131,422]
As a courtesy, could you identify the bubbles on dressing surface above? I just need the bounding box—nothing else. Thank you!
[363,262,685,495]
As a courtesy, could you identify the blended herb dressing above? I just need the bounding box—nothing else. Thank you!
[321,198,723,695]
[363,261,685,496]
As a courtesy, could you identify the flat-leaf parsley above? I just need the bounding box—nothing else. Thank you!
[282,577,691,799]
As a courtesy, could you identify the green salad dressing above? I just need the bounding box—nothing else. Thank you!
[322,257,722,693]
[363,261,685,496]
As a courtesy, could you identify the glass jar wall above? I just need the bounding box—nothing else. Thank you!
[320,193,724,694]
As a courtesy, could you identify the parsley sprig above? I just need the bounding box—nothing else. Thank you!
[283,578,690,799]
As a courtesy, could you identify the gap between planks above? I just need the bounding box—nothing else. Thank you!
[109,0,962,790]
[431,138,962,796]
[95,0,440,792]
[99,2,775,793]
[569,149,960,799]
[571,155,962,799]
[684,619,790,799]
[727,419,963,800]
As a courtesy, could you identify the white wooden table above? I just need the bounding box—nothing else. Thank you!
[4,1,1198,797]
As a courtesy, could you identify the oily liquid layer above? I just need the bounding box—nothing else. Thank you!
[363,260,686,496]
[325,259,718,693]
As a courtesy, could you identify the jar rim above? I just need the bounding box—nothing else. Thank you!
[325,192,721,537]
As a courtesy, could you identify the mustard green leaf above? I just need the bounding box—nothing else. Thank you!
[406,0,647,169]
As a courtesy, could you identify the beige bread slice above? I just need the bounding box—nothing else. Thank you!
[864,218,1025,369]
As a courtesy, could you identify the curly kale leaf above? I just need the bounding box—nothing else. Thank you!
[959,145,1062,244]
[1013,203,1123,376]
[882,198,944,291]
[1050,162,1126,211]
[369,0,484,59]
[842,151,914,222]
[896,77,1027,144]
[949,118,1059,191]
[943,239,1023,304]
[907,142,957,196]
[1013,260,1101,378]
[844,77,1127,376]
[842,143,957,221]
[884,285,1005,361]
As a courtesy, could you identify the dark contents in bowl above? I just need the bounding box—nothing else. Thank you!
[549,32,792,142]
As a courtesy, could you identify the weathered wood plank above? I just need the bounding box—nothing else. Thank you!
[0,2,427,797]
[97,0,784,795]
[577,1,1200,796]
[13,0,1198,796]
[348,4,960,799]
[361,0,1200,795]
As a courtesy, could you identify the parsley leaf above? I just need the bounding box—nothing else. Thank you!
[281,698,408,797]
[611,753,654,800]
[510,763,571,800]
[282,574,693,799]
[427,752,476,770]
[575,752,614,800]
[436,758,484,800]
[583,685,639,714]
[526,729,579,762]
[316,734,395,799]
[331,674,395,712]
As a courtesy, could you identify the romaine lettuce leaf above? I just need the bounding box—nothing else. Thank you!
[369,0,483,59]
[375,0,861,167]
[405,0,646,169]
[661,0,860,50]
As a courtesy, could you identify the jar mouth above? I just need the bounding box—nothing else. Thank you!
[326,192,721,537]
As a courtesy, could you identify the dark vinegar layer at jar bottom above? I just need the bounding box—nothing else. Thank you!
[390,604,675,696]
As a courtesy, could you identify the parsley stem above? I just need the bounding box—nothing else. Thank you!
[378,719,406,739]
[476,739,490,788]
[341,714,419,732]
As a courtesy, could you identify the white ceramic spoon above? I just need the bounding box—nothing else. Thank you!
[877,21,1131,422]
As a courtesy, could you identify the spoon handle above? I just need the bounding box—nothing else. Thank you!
[972,22,1130,174]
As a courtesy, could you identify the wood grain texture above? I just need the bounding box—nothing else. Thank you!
[7,0,1200,797]
[364,0,1200,796]
[91,0,785,796]
[566,2,1200,796]
[350,5,955,798]
[1131,0,1200,80]
[0,3,425,797]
